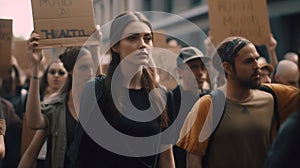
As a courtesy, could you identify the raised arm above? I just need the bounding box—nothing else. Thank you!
[204,31,215,58]
[0,104,6,158]
[266,33,278,68]
[18,130,47,168]
[25,33,47,129]
[0,135,4,159]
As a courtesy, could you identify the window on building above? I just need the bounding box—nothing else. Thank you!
[164,0,173,12]
[124,0,128,11]
[191,0,202,6]
[143,0,152,11]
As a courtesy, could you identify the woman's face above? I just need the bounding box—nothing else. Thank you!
[73,53,94,87]
[72,53,94,112]
[47,62,67,91]
[114,21,153,66]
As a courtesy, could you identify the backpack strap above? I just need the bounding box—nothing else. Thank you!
[67,75,106,166]
[202,89,226,167]
[258,85,280,140]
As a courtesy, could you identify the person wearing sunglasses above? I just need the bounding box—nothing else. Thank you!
[20,59,68,168]
[42,60,68,100]
[21,35,96,168]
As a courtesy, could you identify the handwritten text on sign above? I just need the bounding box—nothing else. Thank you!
[39,0,72,7]
[0,32,12,41]
[39,0,72,16]
[0,19,12,77]
[41,29,89,39]
[31,0,95,48]
[208,0,270,45]
[0,21,12,41]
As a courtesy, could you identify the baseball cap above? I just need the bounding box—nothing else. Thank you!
[177,46,210,67]
[259,62,274,73]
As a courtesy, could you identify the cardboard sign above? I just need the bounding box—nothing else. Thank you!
[0,19,12,77]
[12,40,30,70]
[12,41,63,71]
[152,31,181,89]
[208,0,271,46]
[31,0,96,48]
[153,31,168,48]
[153,48,179,90]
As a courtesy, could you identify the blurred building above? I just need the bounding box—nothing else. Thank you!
[93,0,300,60]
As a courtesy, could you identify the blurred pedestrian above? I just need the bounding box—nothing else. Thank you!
[274,60,299,88]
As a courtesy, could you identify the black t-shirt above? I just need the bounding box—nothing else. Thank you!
[78,87,174,168]
[108,88,161,137]
[64,104,78,168]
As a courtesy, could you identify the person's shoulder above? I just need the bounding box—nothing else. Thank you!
[199,94,212,103]
[43,92,68,105]
[86,74,106,85]
[253,89,274,97]
[0,96,14,109]
[171,85,181,97]
[157,84,174,98]
[81,75,106,94]
[158,84,168,91]
[261,83,299,99]
[190,94,212,115]
[262,83,298,91]
[172,85,180,92]
[0,96,22,125]
[200,89,211,97]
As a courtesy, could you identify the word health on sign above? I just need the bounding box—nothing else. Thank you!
[40,29,89,39]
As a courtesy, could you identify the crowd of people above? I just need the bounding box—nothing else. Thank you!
[0,10,299,168]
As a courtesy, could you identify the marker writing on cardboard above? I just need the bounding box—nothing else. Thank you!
[39,0,72,7]
[218,0,253,12]
[41,29,89,39]
[0,32,12,41]
[0,24,11,29]
[229,26,263,38]
[223,15,258,27]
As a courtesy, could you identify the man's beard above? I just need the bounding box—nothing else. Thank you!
[234,71,261,89]
[246,79,261,89]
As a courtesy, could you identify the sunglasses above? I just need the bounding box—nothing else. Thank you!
[48,69,66,76]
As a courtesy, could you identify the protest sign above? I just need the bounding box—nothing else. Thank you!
[0,19,12,77]
[153,31,169,48]
[208,0,271,45]
[12,40,30,70]
[153,31,180,89]
[31,0,96,48]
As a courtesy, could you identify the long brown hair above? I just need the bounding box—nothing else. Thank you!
[39,59,62,96]
[105,11,169,128]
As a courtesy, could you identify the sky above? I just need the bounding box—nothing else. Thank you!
[0,0,33,39]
